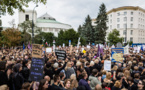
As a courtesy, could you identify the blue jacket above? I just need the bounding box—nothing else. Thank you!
[79,79,91,90]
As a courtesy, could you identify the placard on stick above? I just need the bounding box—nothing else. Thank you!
[29,58,45,81]
[104,61,111,71]
[32,44,42,58]
[55,50,66,60]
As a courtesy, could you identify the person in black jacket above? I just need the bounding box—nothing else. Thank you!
[52,59,68,75]
[13,63,24,90]
[0,61,8,86]
[21,60,30,82]
[112,81,121,90]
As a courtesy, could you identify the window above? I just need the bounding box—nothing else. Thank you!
[124,24,127,28]
[131,12,133,15]
[131,17,133,21]
[117,18,120,22]
[130,30,133,35]
[43,17,45,19]
[130,24,133,28]
[123,30,126,35]
[117,24,120,28]
[130,37,133,41]
[110,14,112,17]
[124,12,127,15]
[117,13,120,16]
[124,17,127,21]
[124,37,127,43]
[25,15,29,21]
[110,19,112,23]
[139,18,140,22]
[110,25,112,29]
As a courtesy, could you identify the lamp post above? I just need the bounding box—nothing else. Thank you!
[32,5,38,44]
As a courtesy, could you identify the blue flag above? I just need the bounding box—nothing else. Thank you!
[141,45,144,51]
[23,43,25,50]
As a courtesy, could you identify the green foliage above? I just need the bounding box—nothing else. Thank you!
[0,0,46,15]
[107,29,123,45]
[34,32,56,46]
[95,3,108,44]
[1,28,21,47]
[56,29,86,46]
[81,15,94,43]
[77,25,82,35]
[127,41,133,46]
[18,20,41,44]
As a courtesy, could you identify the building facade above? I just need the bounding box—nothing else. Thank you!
[107,6,145,43]
[19,10,72,37]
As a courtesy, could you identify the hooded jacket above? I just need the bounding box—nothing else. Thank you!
[88,75,101,90]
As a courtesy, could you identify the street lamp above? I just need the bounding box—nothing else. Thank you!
[32,5,38,44]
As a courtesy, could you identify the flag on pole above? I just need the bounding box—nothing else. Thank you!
[45,42,48,46]
[141,45,144,51]
[96,45,101,57]
[28,42,31,49]
[23,43,25,50]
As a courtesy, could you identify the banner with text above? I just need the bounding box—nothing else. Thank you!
[55,50,66,60]
[32,44,42,58]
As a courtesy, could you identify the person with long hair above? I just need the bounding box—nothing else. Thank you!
[65,62,75,79]
[70,74,78,90]
[38,79,48,90]
[63,79,71,90]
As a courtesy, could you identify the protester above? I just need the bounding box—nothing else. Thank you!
[0,45,145,90]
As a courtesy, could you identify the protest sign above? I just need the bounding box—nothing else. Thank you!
[87,45,90,49]
[124,47,129,54]
[32,44,42,58]
[46,48,52,53]
[55,50,66,60]
[29,58,45,81]
[111,48,124,62]
[104,61,111,71]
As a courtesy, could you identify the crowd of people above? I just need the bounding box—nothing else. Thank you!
[0,45,145,90]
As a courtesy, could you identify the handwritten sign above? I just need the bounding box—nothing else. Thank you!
[104,61,111,71]
[55,50,66,60]
[32,44,42,58]
[111,48,124,62]
[124,47,129,54]
[29,58,45,81]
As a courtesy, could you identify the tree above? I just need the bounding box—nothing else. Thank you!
[95,3,108,44]
[56,29,86,46]
[81,15,94,43]
[56,30,64,46]
[107,29,123,45]
[18,20,40,44]
[0,0,46,15]
[1,28,21,47]
[34,32,56,46]
[77,25,82,35]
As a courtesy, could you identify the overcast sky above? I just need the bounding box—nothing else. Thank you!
[1,0,144,30]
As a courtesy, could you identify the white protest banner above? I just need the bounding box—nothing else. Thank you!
[82,48,84,52]
[124,47,129,54]
[63,43,65,47]
[104,61,111,71]
[46,48,52,53]
[87,45,90,49]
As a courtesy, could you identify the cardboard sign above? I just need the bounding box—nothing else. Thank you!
[55,50,66,60]
[46,48,52,53]
[29,58,45,81]
[32,44,42,58]
[111,48,124,62]
[104,61,111,71]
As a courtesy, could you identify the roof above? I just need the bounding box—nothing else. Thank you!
[107,6,145,14]
[36,19,61,24]
[38,13,55,20]
[36,19,71,26]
